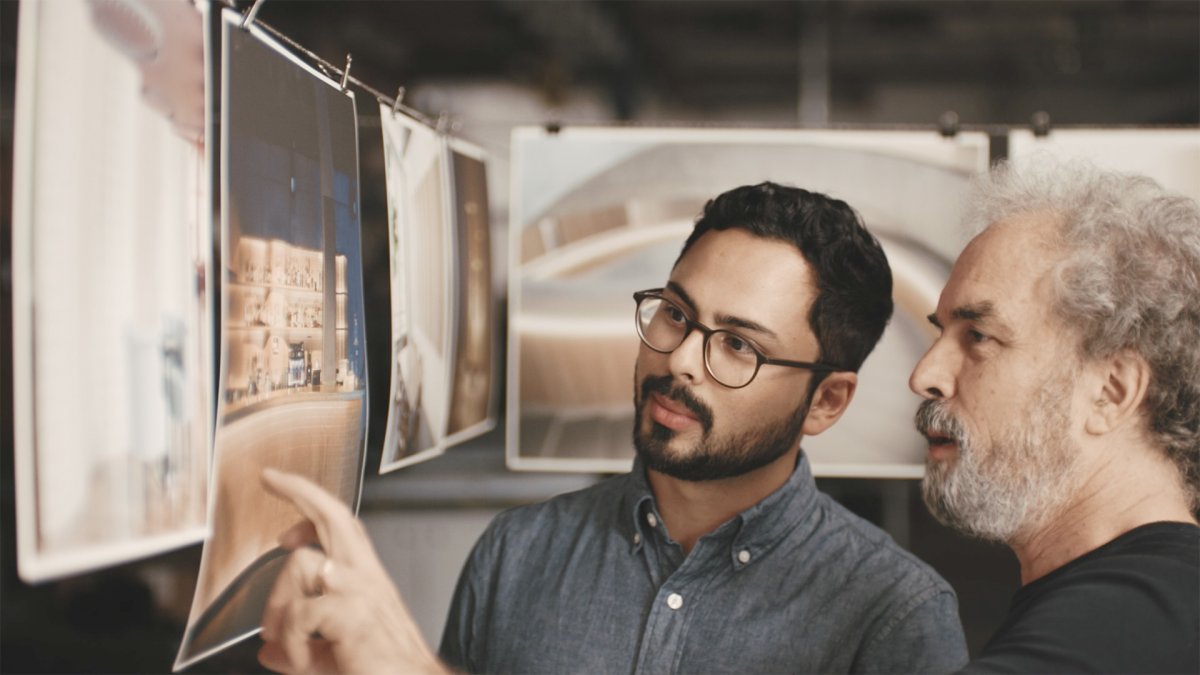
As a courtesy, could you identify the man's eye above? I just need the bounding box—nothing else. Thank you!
[665,305,687,324]
[967,329,989,344]
[721,333,754,355]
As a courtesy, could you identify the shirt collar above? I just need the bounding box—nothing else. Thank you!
[621,452,822,564]
[624,457,656,553]
[729,451,821,564]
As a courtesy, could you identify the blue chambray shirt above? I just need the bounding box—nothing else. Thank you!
[440,453,968,674]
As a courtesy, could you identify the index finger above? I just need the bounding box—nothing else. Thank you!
[261,468,367,563]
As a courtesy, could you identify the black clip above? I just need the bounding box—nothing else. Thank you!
[937,111,960,138]
[1030,111,1052,137]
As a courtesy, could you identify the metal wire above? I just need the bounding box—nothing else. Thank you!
[233,0,440,129]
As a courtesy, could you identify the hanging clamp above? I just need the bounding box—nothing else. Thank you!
[339,53,353,92]
[392,86,406,116]
[241,0,266,29]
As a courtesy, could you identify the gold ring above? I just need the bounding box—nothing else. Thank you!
[317,557,335,595]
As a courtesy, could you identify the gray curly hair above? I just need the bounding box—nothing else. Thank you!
[966,155,1200,509]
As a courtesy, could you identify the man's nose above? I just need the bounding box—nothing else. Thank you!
[909,337,958,400]
[669,328,708,385]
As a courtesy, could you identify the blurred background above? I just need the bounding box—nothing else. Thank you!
[2,0,1198,672]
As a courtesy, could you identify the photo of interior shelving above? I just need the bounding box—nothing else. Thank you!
[175,11,368,669]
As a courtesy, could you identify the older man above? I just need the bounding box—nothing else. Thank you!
[911,157,1200,673]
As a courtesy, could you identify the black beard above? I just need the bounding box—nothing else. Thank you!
[632,373,810,482]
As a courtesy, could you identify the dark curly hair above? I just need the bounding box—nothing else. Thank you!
[677,182,894,377]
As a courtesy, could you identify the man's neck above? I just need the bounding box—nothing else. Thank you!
[646,448,801,555]
[1009,441,1197,585]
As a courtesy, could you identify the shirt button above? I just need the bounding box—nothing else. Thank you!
[646,513,658,528]
[738,549,751,564]
[633,533,641,545]
[666,593,683,610]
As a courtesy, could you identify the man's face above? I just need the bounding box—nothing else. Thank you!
[632,228,821,482]
[909,213,1087,542]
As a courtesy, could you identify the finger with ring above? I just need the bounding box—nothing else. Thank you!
[312,556,335,597]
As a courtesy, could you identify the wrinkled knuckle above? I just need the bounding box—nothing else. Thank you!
[281,597,309,628]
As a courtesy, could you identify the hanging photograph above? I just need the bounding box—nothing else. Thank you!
[378,108,454,473]
[1008,128,1200,203]
[175,10,368,669]
[11,0,211,583]
[444,137,497,445]
[508,126,990,476]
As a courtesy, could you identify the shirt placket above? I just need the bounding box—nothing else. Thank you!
[632,510,722,674]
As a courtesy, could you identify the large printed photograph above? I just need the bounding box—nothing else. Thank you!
[175,11,368,669]
[11,0,211,583]
[1008,128,1200,204]
[508,127,990,476]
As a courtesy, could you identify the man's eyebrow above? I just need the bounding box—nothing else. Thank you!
[665,281,697,311]
[950,301,995,322]
[715,312,778,339]
[928,301,998,329]
[664,282,778,339]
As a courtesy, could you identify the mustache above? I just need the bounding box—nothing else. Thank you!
[914,399,966,446]
[640,374,714,433]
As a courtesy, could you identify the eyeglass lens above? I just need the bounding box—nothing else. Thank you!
[636,295,760,387]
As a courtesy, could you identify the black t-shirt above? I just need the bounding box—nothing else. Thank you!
[963,521,1200,674]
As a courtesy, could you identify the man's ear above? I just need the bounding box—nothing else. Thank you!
[1084,349,1150,436]
[802,372,858,436]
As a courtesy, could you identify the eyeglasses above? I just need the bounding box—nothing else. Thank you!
[633,289,842,389]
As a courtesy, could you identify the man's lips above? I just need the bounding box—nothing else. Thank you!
[648,392,701,431]
[922,432,958,459]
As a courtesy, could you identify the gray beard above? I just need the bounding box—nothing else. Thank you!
[919,374,1082,544]
[633,373,810,482]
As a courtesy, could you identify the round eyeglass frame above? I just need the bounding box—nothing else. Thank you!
[632,289,844,389]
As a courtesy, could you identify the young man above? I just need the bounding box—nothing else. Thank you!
[258,183,968,674]
[438,183,965,674]
[911,158,1200,673]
